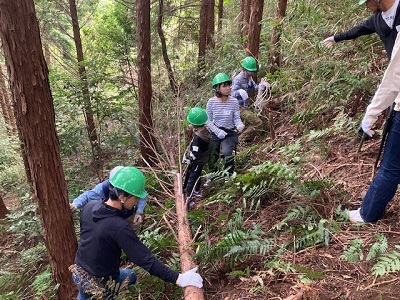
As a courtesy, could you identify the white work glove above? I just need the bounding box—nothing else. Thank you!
[176,267,203,288]
[238,89,249,100]
[70,203,77,213]
[320,36,335,47]
[132,213,143,226]
[361,118,374,137]
[259,79,270,90]
[182,156,191,165]
[217,130,227,139]
[236,122,245,133]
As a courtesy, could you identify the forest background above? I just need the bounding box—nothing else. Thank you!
[1,0,399,299]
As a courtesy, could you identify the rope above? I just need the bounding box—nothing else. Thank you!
[253,79,276,115]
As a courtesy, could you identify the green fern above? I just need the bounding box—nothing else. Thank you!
[341,239,364,263]
[367,233,388,261]
[371,245,400,276]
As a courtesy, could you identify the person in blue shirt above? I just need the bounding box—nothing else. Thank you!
[70,166,147,229]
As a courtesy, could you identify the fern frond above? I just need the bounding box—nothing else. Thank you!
[371,245,400,276]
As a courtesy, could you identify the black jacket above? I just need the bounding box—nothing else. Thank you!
[75,201,179,283]
[334,6,400,59]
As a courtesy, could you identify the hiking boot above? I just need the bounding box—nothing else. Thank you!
[193,190,202,197]
[188,199,196,209]
[349,208,364,223]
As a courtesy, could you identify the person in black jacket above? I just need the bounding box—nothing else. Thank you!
[182,107,212,207]
[71,166,203,299]
[321,0,400,144]
[321,0,399,60]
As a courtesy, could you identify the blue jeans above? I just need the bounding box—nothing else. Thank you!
[72,268,137,300]
[360,112,400,222]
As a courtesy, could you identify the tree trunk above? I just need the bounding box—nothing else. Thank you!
[268,0,288,74]
[241,0,251,45]
[217,0,223,31]
[198,0,209,74]
[247,0,264,59]
[137,0,157,165]
[0,1,78,298]
[157,0,178,95]
[0,64,16,133]
[173,172,205,300]
[68,0,102,176]
[206,0,215,48]
[0,193,9,219]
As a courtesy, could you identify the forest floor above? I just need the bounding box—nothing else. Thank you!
[2,111,400,300]
[201,113,400,300]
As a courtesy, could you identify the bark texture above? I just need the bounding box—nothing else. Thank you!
[174,172,205,300]
[137,0,157,164]
[247,0,264,58]
[0,1,78,298]
[0,193,9,219]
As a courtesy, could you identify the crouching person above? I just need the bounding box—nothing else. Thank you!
[71,166,203,299]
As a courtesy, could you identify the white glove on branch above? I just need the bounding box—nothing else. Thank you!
[238,89,249,100]
[236,122,245,133]
[320,36,335,48]
[132,213,143,226]
[217,130,227,139]
[361,118,374,137]
[176,267,203,288]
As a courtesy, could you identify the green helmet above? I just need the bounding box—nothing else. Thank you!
[110,166,147,198]
[358,0,367,5]
[212,73,231,87]
[241,56,258,72]
[187,107,208,126]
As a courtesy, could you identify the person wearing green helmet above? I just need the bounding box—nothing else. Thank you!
[72,166,203,299]
[231,56,268,144]
[182,107,212,207]
[70,166,147,231]
[206,73,245,176]
[320,0,399,145]
[231,56,268,108]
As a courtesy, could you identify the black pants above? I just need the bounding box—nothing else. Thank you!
[183,163,204,198]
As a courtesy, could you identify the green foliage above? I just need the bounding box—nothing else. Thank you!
[371,245,400,276]
[367,233,388,261]
[7,203,43,241]
[31,266,58,297]
[341,239,364,263]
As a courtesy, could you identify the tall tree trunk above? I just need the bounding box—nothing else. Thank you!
[206,0,215,48]
[241,0,251,46]
[173,172,205,300]
[0,193,9,219]
[217,0,223,31]
[198,0,209,75]
[268,0,288,74]
[0,64,16,133]
[157,0,178,95]
[247,0,264,59]
[137,0,157,165]
[0,1,78,299]
[68,0,102,176]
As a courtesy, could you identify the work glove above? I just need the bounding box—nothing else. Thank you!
[176,267,203,288]
[70,203,77,213]
[361,118,374,137]
[182,156,191,165]
[133,213,143,226]
[238,89,249,101]
[320,36,335,48]
[217,130,227,139]
[259,79,270,90]
[236,122,245,133]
